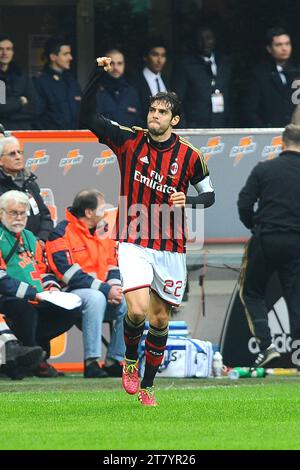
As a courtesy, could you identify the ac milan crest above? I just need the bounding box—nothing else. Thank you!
[170,162,178,175]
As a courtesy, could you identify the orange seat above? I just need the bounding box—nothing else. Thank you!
[50,332,67,358]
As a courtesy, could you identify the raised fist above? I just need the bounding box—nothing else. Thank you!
[96,56,112,72]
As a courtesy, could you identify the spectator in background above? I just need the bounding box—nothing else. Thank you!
[0,35,38,130]
[46,189,126,378]
[172,25,234,128]
[243,26,298,127]
[96,48,142,128]
[34,36,81,130]
[0,190,80,378]
[0,135,53,246]
[131,37,169,126]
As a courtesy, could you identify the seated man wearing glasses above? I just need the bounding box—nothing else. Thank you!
[0,190,81,378]
[0,135,53,248]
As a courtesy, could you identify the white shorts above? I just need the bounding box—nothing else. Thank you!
[118,242,187,306]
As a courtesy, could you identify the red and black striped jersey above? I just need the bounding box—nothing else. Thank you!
[99,120,209,252]
[80,67,211,253]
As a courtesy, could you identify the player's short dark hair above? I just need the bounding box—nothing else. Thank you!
[44,36,70,62]
[71,189,104,218]
[149,92,182,118]
[282,124,300,147]
[265,26,290,46]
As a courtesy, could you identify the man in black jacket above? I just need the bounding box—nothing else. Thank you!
[0,35,38,130]
[238,124,300,369]
[34,36,81,130]
[243,26,299,127]
[0,135,53,245]
[172,26,234,128]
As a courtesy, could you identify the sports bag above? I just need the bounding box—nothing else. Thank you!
[139,336,213,378]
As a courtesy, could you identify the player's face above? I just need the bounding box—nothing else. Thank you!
[267,35,291,62]
[51,45,73,70]
[145,47,167,74]
[147,101,175,136]
[107,51,125,79]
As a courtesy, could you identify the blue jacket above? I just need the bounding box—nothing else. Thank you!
[96,75,142,128]
[34,66,81,130]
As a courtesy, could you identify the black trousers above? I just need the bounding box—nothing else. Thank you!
[1,298,80,357]
[240,232,300,351]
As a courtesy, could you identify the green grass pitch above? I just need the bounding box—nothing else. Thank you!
[1,375,300,450]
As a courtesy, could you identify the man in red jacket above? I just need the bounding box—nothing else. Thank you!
[46,189,126,378]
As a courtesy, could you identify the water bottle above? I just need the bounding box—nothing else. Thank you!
[227,367,266,379]
[227,369,239,380]
[213,351,223,378]
[250,368,265,378]
[234,367,251,378]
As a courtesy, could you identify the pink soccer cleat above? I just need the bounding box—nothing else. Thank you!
[138,386,157,406]
[122,358,139,395]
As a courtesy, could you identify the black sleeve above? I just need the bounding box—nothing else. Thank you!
[35,192,54,242]
[26,181,53,241]
[237,164,261,229]
[186,150,215,208]
[79,65,106,135]
[186,192,215,209]
[79,64,136,150]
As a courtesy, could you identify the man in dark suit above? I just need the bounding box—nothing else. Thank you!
[0,35,38,130]
[131,37,168,126]
[243,26,299,127]
[172,26,234,129]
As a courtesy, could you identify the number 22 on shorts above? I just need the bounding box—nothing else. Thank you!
[163,280,183,298]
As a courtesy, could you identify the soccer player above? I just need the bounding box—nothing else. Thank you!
[79,57,215,406]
